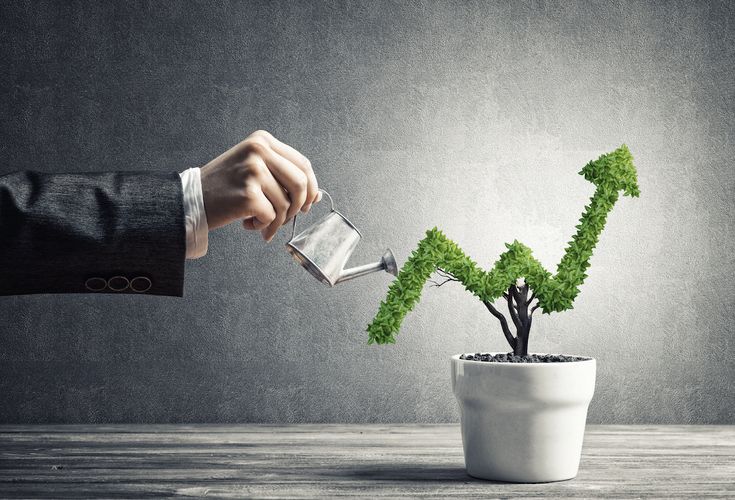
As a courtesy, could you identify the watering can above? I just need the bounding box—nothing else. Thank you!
[286,190,398,286]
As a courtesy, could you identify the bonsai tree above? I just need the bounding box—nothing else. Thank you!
[367,145,640,356]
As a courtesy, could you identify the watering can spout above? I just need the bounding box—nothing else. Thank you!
[335,248,399,284]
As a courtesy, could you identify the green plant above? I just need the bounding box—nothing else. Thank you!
[367,145,640,356]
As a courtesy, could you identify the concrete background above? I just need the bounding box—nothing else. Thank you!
[0,0,733,424]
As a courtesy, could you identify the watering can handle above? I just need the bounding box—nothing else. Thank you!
[289,189,335,241]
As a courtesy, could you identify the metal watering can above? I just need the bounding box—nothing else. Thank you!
[286,190,398,286]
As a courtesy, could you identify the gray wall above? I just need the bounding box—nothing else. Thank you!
[1,0,733,424]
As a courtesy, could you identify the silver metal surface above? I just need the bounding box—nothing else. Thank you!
[335,248,399,284]
[286,189,398,286]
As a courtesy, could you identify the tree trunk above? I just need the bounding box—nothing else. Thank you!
[512,284,531,356]
[485,283,535,356]
[513,331,527,356]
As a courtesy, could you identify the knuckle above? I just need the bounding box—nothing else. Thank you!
[243,185,260,198]
[276,199,290,213]
[245,159,267,177]
[249,130,274,146]
[244,136,268,154]
[251,129,272,139]
[293,173,308,191]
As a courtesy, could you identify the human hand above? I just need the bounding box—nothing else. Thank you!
[199,130,320,241]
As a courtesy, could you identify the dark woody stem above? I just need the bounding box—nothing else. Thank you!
[487,283,535,356]
[483,301,516,350]
[434,271,537,356]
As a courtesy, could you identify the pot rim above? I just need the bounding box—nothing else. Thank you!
[451,352,595,366]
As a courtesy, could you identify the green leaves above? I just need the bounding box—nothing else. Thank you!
[366,145,640,345]
[580,144,640,198]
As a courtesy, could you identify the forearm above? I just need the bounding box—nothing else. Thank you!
[0,170,186,296]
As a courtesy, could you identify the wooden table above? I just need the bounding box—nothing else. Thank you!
[0,425,733,498]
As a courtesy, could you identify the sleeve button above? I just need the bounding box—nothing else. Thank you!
[130,276,152,293]
[84,277,107,292]
[107,276,130,292]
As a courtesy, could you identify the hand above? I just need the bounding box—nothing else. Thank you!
[199,130,320,241]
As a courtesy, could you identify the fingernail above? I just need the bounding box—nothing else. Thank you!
[302,204,311,213]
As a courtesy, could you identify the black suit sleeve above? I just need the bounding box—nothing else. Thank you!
[0,171,186,296]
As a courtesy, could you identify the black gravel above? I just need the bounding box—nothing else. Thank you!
[459,352,589,363]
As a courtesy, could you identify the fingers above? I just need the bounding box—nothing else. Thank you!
[239,155,289,241]
[236,130,320,241]
[241,183,276,232]
[265,136,319,211]
[251,130,319,212]
[258,147,308,222]
[242,216,269,231]
[258,168,292,242]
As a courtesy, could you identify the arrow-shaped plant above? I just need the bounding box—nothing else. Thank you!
[367,145,640,356]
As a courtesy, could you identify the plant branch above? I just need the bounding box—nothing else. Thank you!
[511,284,531,356]
[510,283,525,305]
[507,286,522,332]
[429,277,456,287]
[436,268,455,279]
[429,268,459,288]
[484,301,516,350]
[530,302,540,316]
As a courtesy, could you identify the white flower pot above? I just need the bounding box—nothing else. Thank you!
[451,353,596,482]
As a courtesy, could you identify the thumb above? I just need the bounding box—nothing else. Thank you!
[243,216,269,230]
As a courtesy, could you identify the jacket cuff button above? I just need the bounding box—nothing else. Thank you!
[130,276,152,293]
[107,276,130,292]
[84,277,107,292]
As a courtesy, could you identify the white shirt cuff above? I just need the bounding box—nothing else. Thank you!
[179,167,209,259]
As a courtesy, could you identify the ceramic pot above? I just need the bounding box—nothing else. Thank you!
[451,353,596,482]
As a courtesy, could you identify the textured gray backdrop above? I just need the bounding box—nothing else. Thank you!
[1,0,733,424]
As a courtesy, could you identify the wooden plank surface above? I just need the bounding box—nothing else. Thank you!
[0,425,733,498]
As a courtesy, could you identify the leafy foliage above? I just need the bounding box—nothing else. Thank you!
[367,145,639,345]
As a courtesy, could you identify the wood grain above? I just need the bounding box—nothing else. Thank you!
[0,425,733,498]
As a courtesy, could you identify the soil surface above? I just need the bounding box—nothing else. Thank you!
[459,352,589,363]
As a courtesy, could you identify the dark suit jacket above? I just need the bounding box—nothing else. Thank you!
[0,171,185,296]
